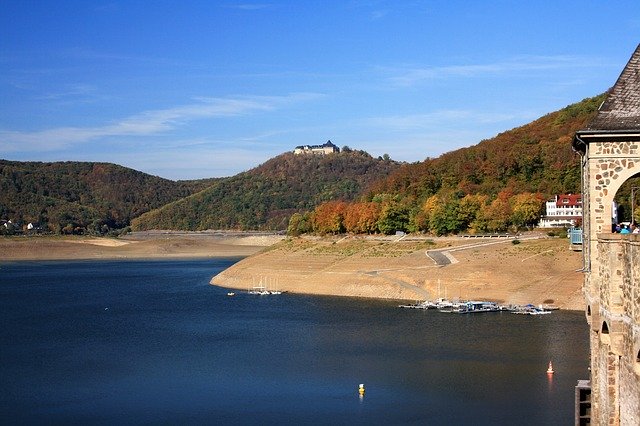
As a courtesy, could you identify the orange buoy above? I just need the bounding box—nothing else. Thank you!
[546,361,554,374]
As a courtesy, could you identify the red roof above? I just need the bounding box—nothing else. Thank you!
[555,194,582,208]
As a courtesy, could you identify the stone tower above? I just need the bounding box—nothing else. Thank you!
[572,45,640,425]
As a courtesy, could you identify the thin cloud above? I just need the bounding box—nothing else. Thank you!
[388,55,603,87]
[112,146,272,179]
[225,3,272,11]
[0,93,324,152]
[370,9,388,20]
[37,83,101,102]
[361,110,531,131]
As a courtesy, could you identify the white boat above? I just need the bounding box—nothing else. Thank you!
[455,301,500,314]
[248,277,281,295]
[399,300,436,309]
[247,287,270,295]
[248,278,269,295]
[435,299,458,312]
[511,304,552,315]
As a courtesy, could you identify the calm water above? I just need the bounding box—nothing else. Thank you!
[0,259,589,425]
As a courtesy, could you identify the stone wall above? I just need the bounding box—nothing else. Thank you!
[587,234,640,425]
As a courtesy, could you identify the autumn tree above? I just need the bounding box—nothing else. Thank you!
[343,202,381,234]
[457,194,488,232]
[312,201,348,234]
[476,192,512,232]
[510,192,544,229]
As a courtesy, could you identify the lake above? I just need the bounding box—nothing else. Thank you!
[0,258,589,425]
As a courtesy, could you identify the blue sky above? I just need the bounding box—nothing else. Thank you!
[1,1,639,180]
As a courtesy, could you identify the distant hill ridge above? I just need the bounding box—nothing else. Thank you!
[0,160,208,234]
[131,149,400,231]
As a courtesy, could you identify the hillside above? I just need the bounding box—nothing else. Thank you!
[370,94,606,199]
[297,94,608,236]
[0,160,209,234]
[131,150,399,231]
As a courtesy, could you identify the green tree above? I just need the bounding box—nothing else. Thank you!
[429,199,462,235]
[377,202,410,234]
[287,212,312,236]
[457,194,487,231]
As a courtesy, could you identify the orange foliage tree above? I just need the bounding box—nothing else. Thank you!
[343,202,381,234]
[312,201,348,234]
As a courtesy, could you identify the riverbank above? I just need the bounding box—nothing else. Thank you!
[211,234,585,310]
[1,232,585,310]
[0,231,283,260]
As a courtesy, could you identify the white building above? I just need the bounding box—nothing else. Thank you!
[538,194,582,228]
[293,140,340,155]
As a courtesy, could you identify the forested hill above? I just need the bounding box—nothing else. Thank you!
[291,94,609,236]
[1,94,607,235]
[131,150,399,231]
[0,160,211,234]
[368,94,606,200]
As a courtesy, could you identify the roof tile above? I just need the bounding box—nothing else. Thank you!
[586,44,640,131]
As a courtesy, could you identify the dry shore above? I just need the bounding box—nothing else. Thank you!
[0,231,283,260]
[211,234,586,310]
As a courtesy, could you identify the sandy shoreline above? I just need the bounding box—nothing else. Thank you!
[0,232,283,260]
[211,234,586,310]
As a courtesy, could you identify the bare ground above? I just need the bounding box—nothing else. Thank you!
[210,234,586,310]
[1,232,585,310]
[0,232,282,260]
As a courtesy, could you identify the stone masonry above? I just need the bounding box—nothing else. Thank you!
[573,44,640,426]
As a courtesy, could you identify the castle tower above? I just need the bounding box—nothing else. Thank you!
[572,45,640,425]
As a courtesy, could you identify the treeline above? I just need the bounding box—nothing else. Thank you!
[289,94,605,236]
[131,150,399,231]
[288,191,546,236]
[0,161,208,235]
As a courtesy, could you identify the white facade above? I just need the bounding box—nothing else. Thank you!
[293,140,339,155]
[538,194,582,228]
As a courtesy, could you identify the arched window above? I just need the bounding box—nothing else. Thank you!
[611,174,640,233]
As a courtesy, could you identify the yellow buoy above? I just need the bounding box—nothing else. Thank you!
[358,384,365,394]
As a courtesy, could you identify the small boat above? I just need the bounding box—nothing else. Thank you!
[511,304,552,315]
[455,301,500,314]
[546,361,554,374]
[227,292,235,297]
[435,299,456,312]
[248,277,270,295]
[399,300,436,309]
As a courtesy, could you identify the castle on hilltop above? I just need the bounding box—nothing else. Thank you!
[293,140,340,155]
